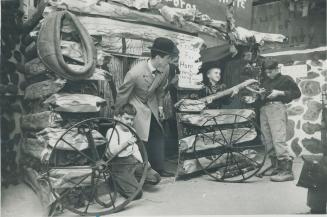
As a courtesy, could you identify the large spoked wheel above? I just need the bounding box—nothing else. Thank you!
[193,114,267,183]
[42,117,148,216]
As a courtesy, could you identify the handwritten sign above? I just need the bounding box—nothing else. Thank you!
[177,43,203,89]
[163,0,253,28]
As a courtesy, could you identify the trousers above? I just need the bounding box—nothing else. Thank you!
[111,156,160,199]
[145,115,165,172]
[260,102,293,160]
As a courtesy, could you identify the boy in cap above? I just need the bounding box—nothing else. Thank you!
[259,59,301,182]
[115,37,178,177]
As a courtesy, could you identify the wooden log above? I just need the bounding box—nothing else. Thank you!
[179,109,255,126]
[22,167,55,215]
[175,79,259,112]
[63,16,204,50]
[21,138,45,160]
[36,127,107,150]
[21,111,63,131]
[21,0,46,34]
[47,0,220,37]
[179,127,257,152]
[24,79,66,100]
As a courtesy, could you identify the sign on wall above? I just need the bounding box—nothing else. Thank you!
[162,0,253,28]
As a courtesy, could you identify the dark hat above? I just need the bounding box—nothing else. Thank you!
[263,59,279,70]
[149,37,178,56]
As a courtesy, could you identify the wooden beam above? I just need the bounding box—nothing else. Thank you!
[47,0,220,37]
[63,16,205,50]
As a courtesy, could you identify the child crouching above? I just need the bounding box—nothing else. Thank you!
[106,104,161,200]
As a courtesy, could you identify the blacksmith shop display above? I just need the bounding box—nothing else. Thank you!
[5,0,326,216]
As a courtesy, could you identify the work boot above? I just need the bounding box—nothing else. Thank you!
[264,156,280,176]
[270,160,294,182]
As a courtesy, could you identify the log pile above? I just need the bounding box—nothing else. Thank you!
[18,3,111,214]
[1,1,24,188]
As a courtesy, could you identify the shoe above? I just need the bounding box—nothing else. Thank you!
[270,160,294,182]
[158,170,175,177]
[265,156,280,176]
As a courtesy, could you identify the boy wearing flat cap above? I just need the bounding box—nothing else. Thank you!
[259,59,301,182]
[115,37,178,177]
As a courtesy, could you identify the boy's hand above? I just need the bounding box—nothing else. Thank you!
[127,137,137,145]
[231,88,239,97]
[159,106,165,120]
[267,89,285,99]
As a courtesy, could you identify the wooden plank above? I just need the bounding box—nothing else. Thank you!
[24,79,66,100]
[47,0,220,37]
[62,16,204,50]
[24,58,107,80]
[179,127,257,152]
[179,109,255,126]
[21,111,63,131]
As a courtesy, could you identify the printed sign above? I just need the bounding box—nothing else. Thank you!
[162,0,253,28]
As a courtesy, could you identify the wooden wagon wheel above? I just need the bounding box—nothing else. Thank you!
[192,114,267,182]
[42,117,148,216]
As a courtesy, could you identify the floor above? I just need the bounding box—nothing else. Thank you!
[1,159,310,217]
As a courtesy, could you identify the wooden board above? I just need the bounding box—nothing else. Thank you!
[179,109,255,126]
[179,127,257,152]
[21,111,63,131]
[36,127,107,151]
[62,16,204,50]
[24,79,66,100]
[47,0,220,37]
[25,58,107,80]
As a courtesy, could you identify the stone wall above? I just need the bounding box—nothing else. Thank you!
[283,58,326,156]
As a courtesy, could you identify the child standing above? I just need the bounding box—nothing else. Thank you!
[106,104,161,200]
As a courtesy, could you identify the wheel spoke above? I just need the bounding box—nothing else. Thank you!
[56,172,92,201]
[237,152,261,167]
[230,152,245,180]
[61,138,96,164]
[102,122,117,159]
[84,171,99,214]
[229,115,238,144]
[204,152,224,170]
[103,172,116,209]
[231,127,254,146]
[221,152,230,180]
[213,118,229,146]
[197,130,225,147]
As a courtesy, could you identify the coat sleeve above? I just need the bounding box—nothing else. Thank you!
[282,76,301,103]
[115,70,136,112]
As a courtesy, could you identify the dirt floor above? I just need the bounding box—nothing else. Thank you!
[1,159,309,217]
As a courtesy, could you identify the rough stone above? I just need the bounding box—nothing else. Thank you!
[305,71,319,79]
[24,79,66,100]
[296,120,301,129]
[302,122,321,135]
[291,138,302,156]
[303,100,322,121]
[299,80,321,97]
[287,106,305,116]
[286,119,295,141]
[322,83,327,92]
[302,137,323,154]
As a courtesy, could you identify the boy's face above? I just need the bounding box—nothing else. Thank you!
[118,113,135,128]
[265,68,279,79]
[207,68,221,83]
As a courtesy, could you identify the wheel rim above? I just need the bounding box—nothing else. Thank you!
[42,117,148,216]
[193,114,267,183]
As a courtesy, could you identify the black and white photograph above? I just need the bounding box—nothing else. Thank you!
[0,0,326,216]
